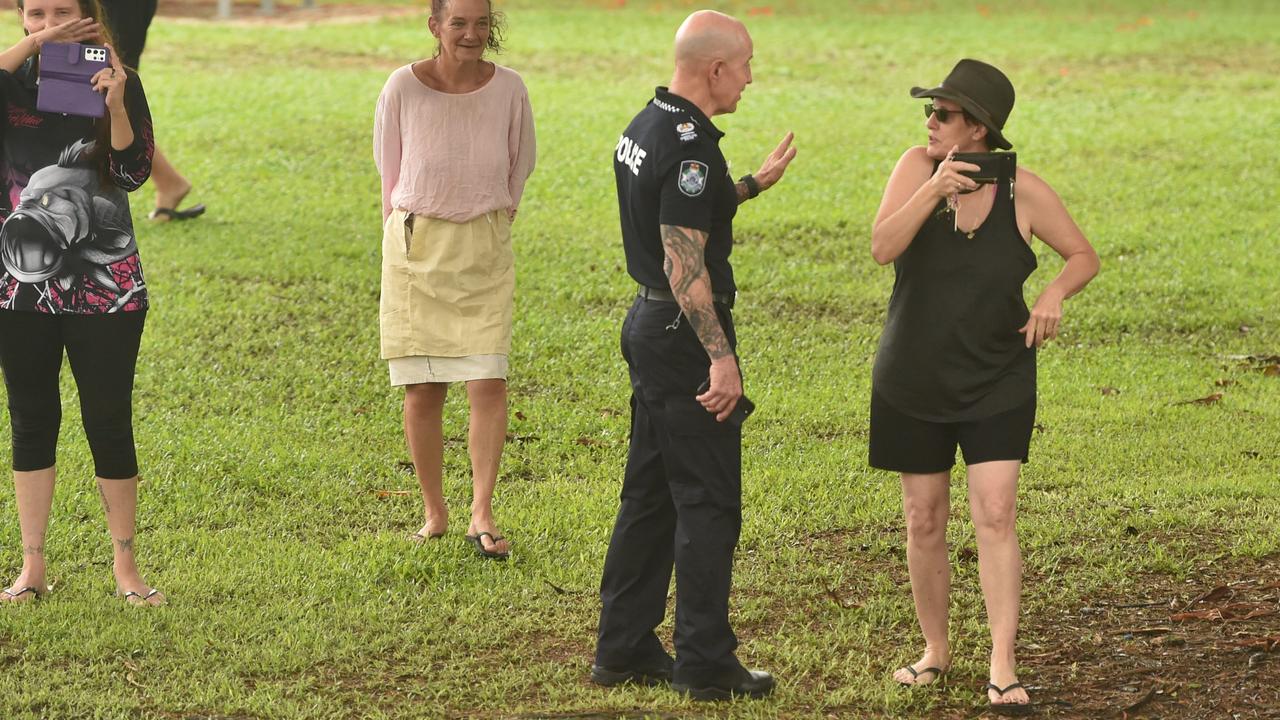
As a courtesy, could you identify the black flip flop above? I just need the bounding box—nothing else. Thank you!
[149,203,207,222]
[987,682,1035,716]
[897,664,946,687]
[464,531,509,560]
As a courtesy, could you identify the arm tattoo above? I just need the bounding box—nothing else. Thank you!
[660,224,732,360]
[114,536,135,553]
[734,181,750,205]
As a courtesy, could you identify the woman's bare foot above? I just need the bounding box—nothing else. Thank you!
[987,669,1031,708]
[892,647,950,686]
[0,570,48,604]
[150,180,194,222]
[115,568,165,606]
[412,512,448,541]
[466,516,509,556]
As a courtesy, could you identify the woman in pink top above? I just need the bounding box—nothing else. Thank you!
[373,0,535,560]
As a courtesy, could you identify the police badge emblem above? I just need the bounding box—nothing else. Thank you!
[678,160,707,197]
[676,121,698,143]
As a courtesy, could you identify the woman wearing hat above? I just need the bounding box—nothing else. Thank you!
[869,59,1099,713]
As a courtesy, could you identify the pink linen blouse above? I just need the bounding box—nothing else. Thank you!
[374,63,536,223]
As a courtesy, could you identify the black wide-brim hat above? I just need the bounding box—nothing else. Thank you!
[911,58,1015,150]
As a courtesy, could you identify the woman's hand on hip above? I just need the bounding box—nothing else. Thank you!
[1019,289,1064,348]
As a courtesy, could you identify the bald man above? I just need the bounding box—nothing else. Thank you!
[593,10,795,701]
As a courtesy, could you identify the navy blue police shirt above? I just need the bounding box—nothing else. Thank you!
[615,87,738,295]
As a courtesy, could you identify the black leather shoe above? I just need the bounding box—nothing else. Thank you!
[590,661,674,687]
[672,669,775,701]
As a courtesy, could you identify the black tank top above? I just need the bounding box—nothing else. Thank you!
[872,170,1037,422]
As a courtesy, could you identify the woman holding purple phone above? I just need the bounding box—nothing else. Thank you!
[869,59,1099,713]
[0,0,163,605]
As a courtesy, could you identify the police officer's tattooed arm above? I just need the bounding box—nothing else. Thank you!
[661,224,742,420]
[734,132,798,205]
[660,224,732,361]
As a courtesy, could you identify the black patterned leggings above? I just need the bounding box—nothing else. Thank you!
[0,309,146,479]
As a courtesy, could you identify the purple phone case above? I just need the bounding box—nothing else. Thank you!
[36,42,109,118]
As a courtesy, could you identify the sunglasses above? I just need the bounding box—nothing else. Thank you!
[924,103,969,124]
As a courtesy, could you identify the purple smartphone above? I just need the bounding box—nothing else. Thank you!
[37,42,110,118]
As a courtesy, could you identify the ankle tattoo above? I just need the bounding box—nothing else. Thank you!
[114,536,135,553]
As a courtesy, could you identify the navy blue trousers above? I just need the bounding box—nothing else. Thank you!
[596,296,746,688]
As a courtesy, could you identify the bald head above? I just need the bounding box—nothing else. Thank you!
[674,10,751,70]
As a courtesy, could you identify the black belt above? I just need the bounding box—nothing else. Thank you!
[638,284,734,308]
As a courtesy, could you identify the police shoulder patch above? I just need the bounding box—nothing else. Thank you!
[678,160,708,197]
[675,121,698,143]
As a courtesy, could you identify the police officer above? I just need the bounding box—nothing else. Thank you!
[592,9,796,701]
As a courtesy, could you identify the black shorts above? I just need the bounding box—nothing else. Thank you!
[869,392,1035,474]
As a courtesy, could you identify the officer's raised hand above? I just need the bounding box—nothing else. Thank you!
[737,132,797,202]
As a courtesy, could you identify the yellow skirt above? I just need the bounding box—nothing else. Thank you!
[380,208,514,360]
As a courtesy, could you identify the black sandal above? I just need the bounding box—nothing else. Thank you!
[987,682,1034,716]
[464,531,509,560]
[896,664,947,686]
[148,204,206,222]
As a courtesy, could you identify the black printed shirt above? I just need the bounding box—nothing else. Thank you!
[614,86,738,294]
[0,58,153,314]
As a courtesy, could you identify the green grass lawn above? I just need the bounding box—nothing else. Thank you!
[1,1,1278,718]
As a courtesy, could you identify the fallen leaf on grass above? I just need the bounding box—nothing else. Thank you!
[1113,627,1172,636]
[1100,386,1121,396]
[1265,365,1280,377]
[1215,379,1236,387]
[576,436,603,447]
[1228,635,1280,652]
[1171,603,1277,622]
[395,460,415,473]
[1174,392,1222,406]
[514,410,527,421]
[823,587,860,609]
[1121,686,1158,714]
[1189,585,1233,605]
[374,489,413,498]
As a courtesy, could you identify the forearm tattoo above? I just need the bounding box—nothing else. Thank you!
[660,224,732,361]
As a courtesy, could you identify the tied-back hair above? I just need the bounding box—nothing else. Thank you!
[18,0,120,184]
[430,0,506,56]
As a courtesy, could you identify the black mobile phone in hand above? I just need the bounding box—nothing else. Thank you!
[696,379,756,427]
[952,152,1017,191]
